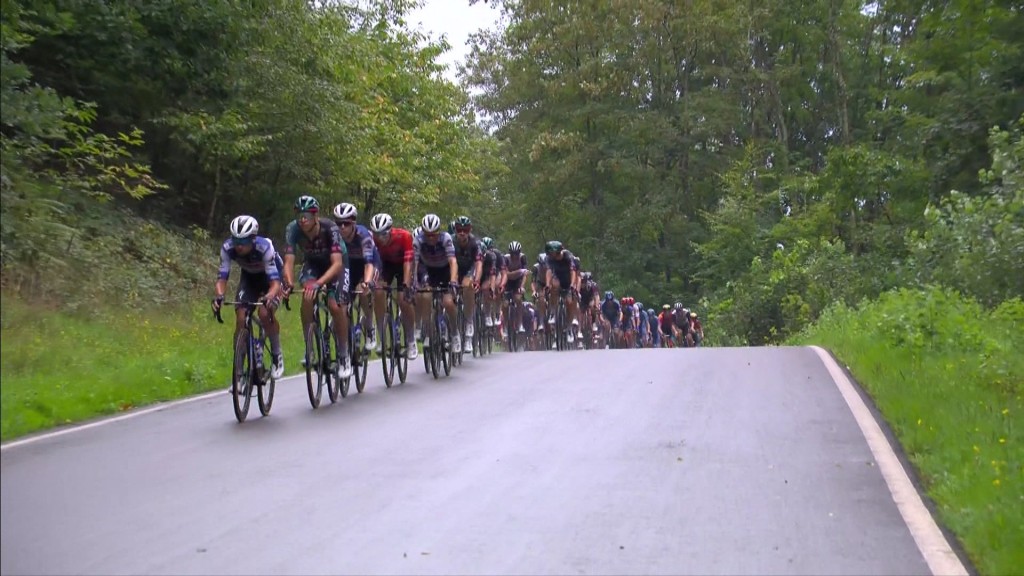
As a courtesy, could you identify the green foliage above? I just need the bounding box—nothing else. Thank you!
[791,287,1023,575]
[906,120,1024,307]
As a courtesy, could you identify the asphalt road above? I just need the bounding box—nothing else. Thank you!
[1,347,937,575]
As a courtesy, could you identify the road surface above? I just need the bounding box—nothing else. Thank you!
[1,347,952,575]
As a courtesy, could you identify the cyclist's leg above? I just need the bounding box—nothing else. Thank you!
[373,271,389,342]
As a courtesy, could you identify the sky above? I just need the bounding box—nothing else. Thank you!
[406,0,504,83]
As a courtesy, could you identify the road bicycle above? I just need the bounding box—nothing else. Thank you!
[215,298,285,422]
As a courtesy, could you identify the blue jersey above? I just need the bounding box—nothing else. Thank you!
[343,224,382,266]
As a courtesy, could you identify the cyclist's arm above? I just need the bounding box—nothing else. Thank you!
[472,251,483,284]
[448,255,458,283]
[216,244,232,299]
[283,254,296,290]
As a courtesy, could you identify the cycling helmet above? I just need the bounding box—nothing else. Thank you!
[230,215,259,239]
[413,226,423,236]
[580,271,592,281]
[636,301,644,310]
[690,311,698,318]
[294,195,319,212]
[545,240,563,253]
[605,291,614,301]
[332,202,357,221]
[572,256,581,266]
[422,213,442,233]
[648,308,655,316]
[454,215,472,229]
[481,236,495,249]
[369,213,393,233]
[508,241,522,253]
[448,220,457,234]
[625,297,635,306]
[674,302,683,310]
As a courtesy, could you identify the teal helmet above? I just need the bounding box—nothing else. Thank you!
[294,195,319,212]
[545,240,563,253]
[481,236,495,249]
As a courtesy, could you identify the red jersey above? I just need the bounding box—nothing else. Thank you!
[373,227,414,264]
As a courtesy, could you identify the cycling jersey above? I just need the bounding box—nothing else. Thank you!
[284,218,345,268]
[218,236,282,282]
[453,234,482,276]
[342,224,380,265]
[543,250,577,287]
[531,262,545,287]
[373,227,414,265]
[601,299,621,325]
[481,247,506,279]
[413,230,456,269]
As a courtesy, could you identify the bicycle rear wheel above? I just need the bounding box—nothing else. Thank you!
[429,308,441,379]
[381,308,396,388]
[329,325,345,401]
[441,315,452,376]
[256,332,275,416]
[353,324,367,394]
[232,329,253,422]
[304,323,324,409]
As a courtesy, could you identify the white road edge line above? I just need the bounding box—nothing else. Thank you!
[0,374,303,452]
[809,345,968,576]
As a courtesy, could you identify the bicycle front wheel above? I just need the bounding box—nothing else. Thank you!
[304,323,324,409]
[328,325,343,402]
[232,329,253,422]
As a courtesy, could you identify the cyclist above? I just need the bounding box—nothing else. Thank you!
[503,241,531,337]
[647,308,661,347]
[212,215,286,379]
[689,311,704,347]
[332,202,379,351]
[599,291,622,348]
[659,304,680,347]
[479,236,506,331]
[636,301,650,348]
[530,256,549,334]
[542,241,579,345]
[413,214,461,353]
[368,213,417,360]
[621,297,637,348]
[451,216,482,353]
[282,195,352,379]
[578,272,600,338]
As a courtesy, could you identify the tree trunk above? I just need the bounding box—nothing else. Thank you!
[206,161,221,231]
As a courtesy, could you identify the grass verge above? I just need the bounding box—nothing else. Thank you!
[0,295,430,441]
[790,286,1023,576]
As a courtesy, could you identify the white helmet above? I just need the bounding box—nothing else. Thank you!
[508,241,522,253]
[414,226,423,236]
[332,202,358,221]
[421,213,442,233]
[230,215,259,239]
[369,213,393,233]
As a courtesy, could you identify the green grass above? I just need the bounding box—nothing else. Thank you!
[790,286,1023,576]
[0,294,431,441]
